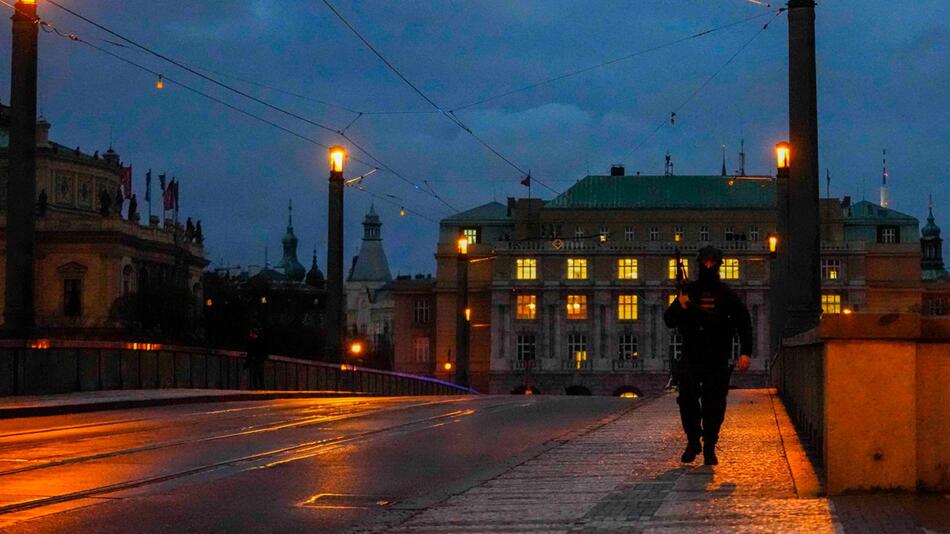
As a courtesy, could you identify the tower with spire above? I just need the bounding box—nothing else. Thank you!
[921,195,945,279]
[276,200,306,282]
[345,204,394,359]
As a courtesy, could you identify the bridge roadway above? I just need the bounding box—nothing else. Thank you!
[0,394,630,532]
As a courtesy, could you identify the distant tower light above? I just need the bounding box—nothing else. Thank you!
[156,75,164,90]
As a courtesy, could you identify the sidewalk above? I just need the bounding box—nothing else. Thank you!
[376,390,949,533]
[0,389,372,418]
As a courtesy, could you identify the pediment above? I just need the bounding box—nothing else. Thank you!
[56,261,88,274]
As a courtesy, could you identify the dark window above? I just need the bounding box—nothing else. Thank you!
[517,334,536,361]
[413,299,431,324]
[64,278,82,316]
[877,225,899,244]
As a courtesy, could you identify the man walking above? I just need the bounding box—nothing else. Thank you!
[664,246,752,465]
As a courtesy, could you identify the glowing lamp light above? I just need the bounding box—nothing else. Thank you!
[620,392,638,399]
[21,0,36,4]
[775,142,791,170]
[329,146,347,173]
[205,298,213,307]
[674,233,681,243]
[599,234,607,243]
[443,362,453,371]
[30,339,50,349]
[768,234,779,254]
[528,302,536,311]
[457,236,468,255]
[842,307,853,315]
[399,207,406,217]
[349,342,363,355]
[260,296,267,304]
[524,389,533,396]
[464,307,472,322]
[156,75,164,90]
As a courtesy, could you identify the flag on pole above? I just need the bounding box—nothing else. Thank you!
[145,169,152,202]
[121,165,132,199]
[159,172,167,192]
[163,179,175,210]
[173,179,180,211]
[520,172,531,187]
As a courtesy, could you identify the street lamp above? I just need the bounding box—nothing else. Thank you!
[768,232,779,259]
[455,233,470,388]
[326,145,347,362]
[775,142,791,173]
[349,341,363,356]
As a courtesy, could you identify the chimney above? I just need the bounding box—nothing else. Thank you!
[610,164,625,176]
[35,117,50,148]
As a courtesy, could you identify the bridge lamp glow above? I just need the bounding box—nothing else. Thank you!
[464,307,471,322]
[156,75,164,90]
[443,362,453,371]
[842,307,853,315]
[260,296,267,304]
[775,142,791,170]
[768,233,779,258]
[457,236,468,255]
[349,342,363,356]
[329,146,347,173]
[205,298,213,307]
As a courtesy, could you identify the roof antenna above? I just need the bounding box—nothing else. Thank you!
[737,138,746,176]
[721,144,727,177]
[879,148,889,208]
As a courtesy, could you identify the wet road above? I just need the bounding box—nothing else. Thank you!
[0,395,633,533]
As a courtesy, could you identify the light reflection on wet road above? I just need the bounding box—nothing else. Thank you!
[0,395,632,533]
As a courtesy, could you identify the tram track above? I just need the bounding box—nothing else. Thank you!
[0,398,526,517]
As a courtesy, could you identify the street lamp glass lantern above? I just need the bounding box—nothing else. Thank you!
[457,236,468,255]
[775,142,790,170]
[768,233,779,254]
[329,146,347,173]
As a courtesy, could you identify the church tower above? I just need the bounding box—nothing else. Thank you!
[921,196,945,278]
[276,200,306,282]
[348,204,392,283]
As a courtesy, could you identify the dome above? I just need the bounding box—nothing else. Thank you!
[306,248,325,286]
[922,207,941,238]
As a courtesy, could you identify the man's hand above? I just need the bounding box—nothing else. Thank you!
[737,354,751,372]
[678,293,690,309]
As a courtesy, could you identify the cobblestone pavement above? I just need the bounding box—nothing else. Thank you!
[365,390,948,533]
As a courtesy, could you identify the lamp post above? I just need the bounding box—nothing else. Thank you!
[455,235,470,388]
[786,0,822,335]
[3,0,39,337]
[326,146,346,362]
[771,142,791,355]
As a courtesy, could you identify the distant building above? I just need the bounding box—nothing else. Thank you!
[391,274,436,376]
[426,166,945,394]
[345,205,393,364]
[0,107,207,337]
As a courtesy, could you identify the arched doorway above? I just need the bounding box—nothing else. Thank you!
[612,385,643,399]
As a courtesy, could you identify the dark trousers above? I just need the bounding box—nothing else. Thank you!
[676,367,731,446]
[248,360,265,390]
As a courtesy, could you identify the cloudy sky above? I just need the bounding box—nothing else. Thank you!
[1,1,946,274]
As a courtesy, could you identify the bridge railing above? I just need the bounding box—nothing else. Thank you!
[0,340,476,396]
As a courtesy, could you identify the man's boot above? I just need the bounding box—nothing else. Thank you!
[703,443,718,465]
[681,440,702,463]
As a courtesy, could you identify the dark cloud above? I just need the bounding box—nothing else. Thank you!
[0,0,945,273]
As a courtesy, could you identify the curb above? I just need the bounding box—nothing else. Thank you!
[0,391,376,419]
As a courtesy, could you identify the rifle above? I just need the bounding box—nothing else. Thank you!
[665,241,687,390]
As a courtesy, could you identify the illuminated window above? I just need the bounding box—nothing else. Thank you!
[618,334,638,361]
[567,334,587,368]
[462,227,479,244]
[821,294,842,314]
[749,225,760,241]
[567,258,588,280]
[699,225,709,241]
[669,293,678,305]
[517,334,536,361]
[821,259,840,280]
[413,299,431,324]
[516,294,537,320]
[719,258,740,280]
[574,227,585,238]
[649,227,659,241]
[412,336,431,362]
[673,226,683,241]
[624,226,635,241]
[599,226,609,241]
[617,258,638,280]
[669,333,683,360]
[668,258,689,280]
[566,294,587,320]
[617,294,638,320]
[516,258,537,280]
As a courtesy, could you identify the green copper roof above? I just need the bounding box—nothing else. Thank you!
[545,175,775,209]
[845,200,918,223]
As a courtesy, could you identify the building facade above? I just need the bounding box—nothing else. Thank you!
[427,167,945,394]
[0,109,207,337]
[345,205,394,363]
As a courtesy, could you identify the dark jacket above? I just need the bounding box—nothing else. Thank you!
[663,279,753,371]
[247,335,269,364]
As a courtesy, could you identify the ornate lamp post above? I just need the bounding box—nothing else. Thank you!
[3,0,39,337]
[455,235,470,388]
[326,146,346,362]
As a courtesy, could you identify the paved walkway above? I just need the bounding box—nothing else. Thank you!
[369,390,948,533]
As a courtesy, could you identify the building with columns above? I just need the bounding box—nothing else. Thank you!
[423,165,945,394]
[0,107,207,337]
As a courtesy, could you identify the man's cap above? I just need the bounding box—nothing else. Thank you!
[696,245,723,264]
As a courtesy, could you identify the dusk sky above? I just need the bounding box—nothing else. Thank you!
[1,0,946,274]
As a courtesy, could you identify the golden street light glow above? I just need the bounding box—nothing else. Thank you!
[620,392,638,399]
[260,296,267,304]
[443,362,453,371]
[329,146,347,173]
[842,307,853,315]
[457,236,468,255]
[156,75,164,90]
[349,342,363,355]
[20,0,36,4]
[775,142,791,170]
[674,233,681,243]
[768,234,779,253]
[399,207,406,217]
[205,298,213,307]
[464,307,472,322]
